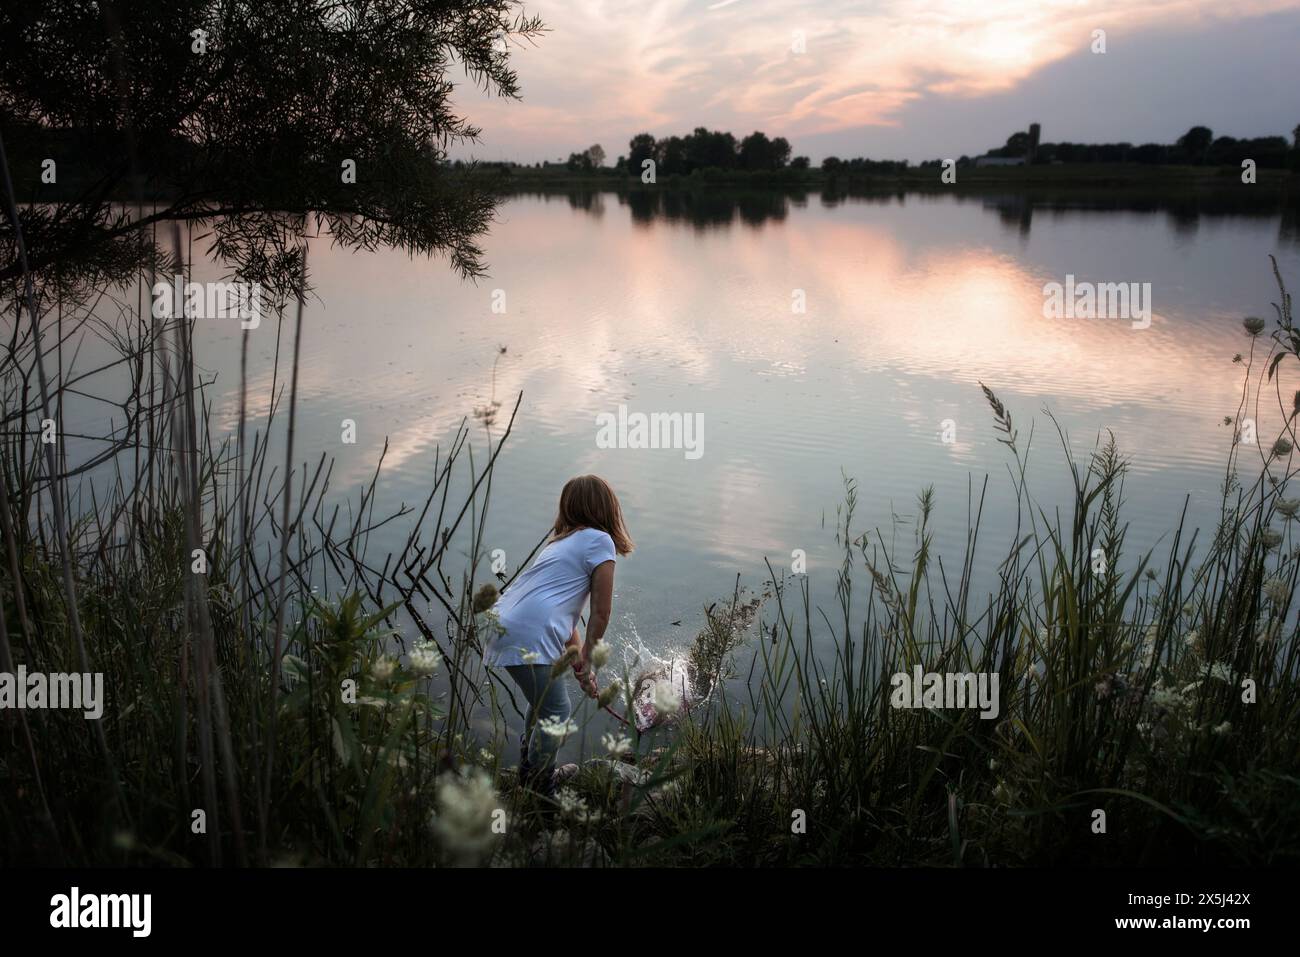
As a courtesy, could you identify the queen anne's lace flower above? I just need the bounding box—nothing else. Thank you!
[652,680,682,716]
[431,770,501,859]
[1263,576,1290,606]
[537,715,580,739]
[409,640,442,674]
[371,655,396,682]
[602,732,632,757]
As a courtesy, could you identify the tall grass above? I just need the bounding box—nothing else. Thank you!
[2,225,1298,864]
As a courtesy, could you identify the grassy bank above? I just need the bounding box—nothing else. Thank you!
[2,252,1299,867]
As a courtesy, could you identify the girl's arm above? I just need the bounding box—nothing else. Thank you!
[584,560,615,655]
[568,627,597,698]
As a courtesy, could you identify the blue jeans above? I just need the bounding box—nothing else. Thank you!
[504,664,572,793]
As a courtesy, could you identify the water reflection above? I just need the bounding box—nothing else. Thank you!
[142,187,1299,666]
[513,185,1300,244]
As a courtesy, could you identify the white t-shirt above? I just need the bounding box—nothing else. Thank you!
[482,527,617,666]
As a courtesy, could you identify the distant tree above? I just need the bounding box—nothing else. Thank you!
[739,131,773,170]
[656,135,687,175]
[769,136,792,168]
[627,133,656,173]
[790,156,810,170]
[565,151,592,172]
[1176,126,1214,163]
[821,156,843,172]
[1003,131,1030,156]
[585,144,606,168]
[739,131,793,170]
[681,126,738,171]
[0,0,545,289]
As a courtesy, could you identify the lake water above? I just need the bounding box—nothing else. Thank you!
[58,188,1300,749]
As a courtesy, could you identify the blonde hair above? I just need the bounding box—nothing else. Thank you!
[552,475,634,556]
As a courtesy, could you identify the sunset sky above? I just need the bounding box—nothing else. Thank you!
[452,0,1300,164]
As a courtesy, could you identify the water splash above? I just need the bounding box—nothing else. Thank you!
[606,591,767,732]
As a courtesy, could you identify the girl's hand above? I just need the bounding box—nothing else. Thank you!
[574,662,598,699]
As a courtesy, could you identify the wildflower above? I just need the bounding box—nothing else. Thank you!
[472,583,500,614]
[1262,528,1284,550]
[1271,437,1293,458]
[1277,499,1300,520]
[1207,661,1233,683]
[652,680,682,717]
[554,787,599,823]
[520,649,540,663]
[1243,316,1265,336]
[371,655,396,682]
[537,715,580,739]
[987,757,999,771]
[1263,576,1290,606]
[555,788,585,815]
[1212,720,1232,736]
[602,732,632,757]
[590,643,611,671]
[409,640,442,675]
[1183,629,1200,649]
[597,679,623,709]
[479,748,495,765]
[551,647,580,678]
[1149,683,1187,715]
[481,608,506,637]
[431,769,501,859]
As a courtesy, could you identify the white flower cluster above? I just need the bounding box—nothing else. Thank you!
[554,787,600,823]
[537,715,580,740]
[602,732,632,757]
[371,655,396,682]
[652,681,682,716]
[409,640,442,675]
[431,769,501,859]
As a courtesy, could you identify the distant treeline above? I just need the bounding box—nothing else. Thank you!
[473,122,1300,180]
[916,124,1300,170]
[470,128,811,176]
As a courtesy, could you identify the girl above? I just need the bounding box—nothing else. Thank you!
[483,475,633,794]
